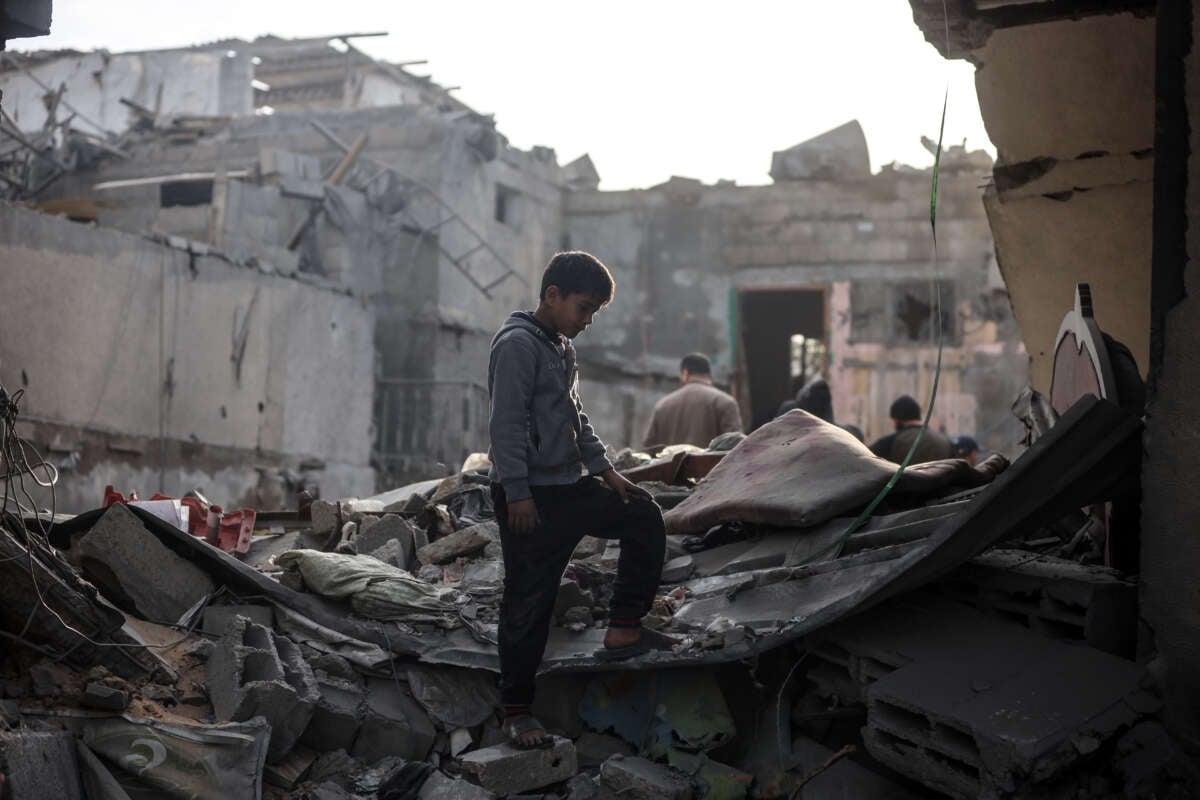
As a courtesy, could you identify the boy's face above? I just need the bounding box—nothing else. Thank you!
[543,286,604,339]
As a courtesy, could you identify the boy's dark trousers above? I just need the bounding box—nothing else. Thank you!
[492,477,666,707]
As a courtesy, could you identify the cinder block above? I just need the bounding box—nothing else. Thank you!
[459,737,577,795]
[351,678,436,763]
[937,549,1138,657]
[862,606,1148,799]
[206,615,318,762]
[598,755,692,800]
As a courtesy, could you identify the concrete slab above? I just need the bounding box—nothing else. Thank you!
[76,503,215,624]
[301,675,364,753]
[459,737,577,795]
[861,600,1147,798]
[598,755,693,800]
[351,677,437,763]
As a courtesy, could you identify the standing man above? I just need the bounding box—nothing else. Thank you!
[868,394,954,465]
[644,353,743,448]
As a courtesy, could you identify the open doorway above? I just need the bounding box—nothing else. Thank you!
[738,287,826,428]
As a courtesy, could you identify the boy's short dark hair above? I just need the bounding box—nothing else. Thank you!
[539,251,614,304]
[889,394,922,422]
[680,353,712,375]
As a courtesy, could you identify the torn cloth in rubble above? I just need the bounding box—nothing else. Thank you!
[277,550,464,628]
[664,410,1007,534]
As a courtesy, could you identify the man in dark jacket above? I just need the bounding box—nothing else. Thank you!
[868,394,954,464]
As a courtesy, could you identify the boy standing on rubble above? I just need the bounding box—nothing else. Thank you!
[488,251,669,749]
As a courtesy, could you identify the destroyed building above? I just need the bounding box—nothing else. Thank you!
[0,33,1024,509]
[0,2,1197,799]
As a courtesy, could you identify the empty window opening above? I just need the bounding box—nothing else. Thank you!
[494,183,519,225]
[160,180,214,207]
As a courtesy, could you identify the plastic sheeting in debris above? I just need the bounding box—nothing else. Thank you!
[82,715,270,799]
[276,550,464,628]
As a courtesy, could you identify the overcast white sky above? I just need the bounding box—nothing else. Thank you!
[28,0,992,189]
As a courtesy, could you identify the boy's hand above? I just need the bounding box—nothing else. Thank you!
[599,469,653,503]
[508,497,540,534]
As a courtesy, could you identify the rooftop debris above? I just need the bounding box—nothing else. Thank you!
[0,373,1191,797]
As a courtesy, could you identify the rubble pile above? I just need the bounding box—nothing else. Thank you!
[0,401,1192,799]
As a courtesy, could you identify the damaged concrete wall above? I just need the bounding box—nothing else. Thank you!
[1141,0,1200,748]
[0,49,255,135]
[0,204,375,512]
[564,161,1026,449]
[975,13,1156,391]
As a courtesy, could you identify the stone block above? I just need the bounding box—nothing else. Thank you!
[351,677,436,763]
[0,730,84,799]
[459,737,577,795]
[76,503,215,624]
[418,770,496,799]
[81,682,129,711]
[206,615,318,762]
[202,603,274,636]
[417,527,489,565]
[599,755,693,800]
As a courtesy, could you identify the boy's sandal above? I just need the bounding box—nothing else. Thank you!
[506,714,555,750]
[593,628,679,663]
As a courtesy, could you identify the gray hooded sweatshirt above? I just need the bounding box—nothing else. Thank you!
[488,311,612,501]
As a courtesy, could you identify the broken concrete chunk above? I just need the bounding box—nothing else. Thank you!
[358,514,417,564]
[599,755,693,800]
[554,579,594,621]
[660,555,695,583]
[459,737,576,795]
[0,730,84,800]
[76,503,215,624]
[206,615,318,762]
[81,682,129,711]
[367,538,409,570]
[351,677,437,763]
[563,773,600,800]
[311,500,339,535]
[418,770,496,799]
[417,526,489,565]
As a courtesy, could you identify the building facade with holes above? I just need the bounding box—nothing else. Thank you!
[0,37,1028,504]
